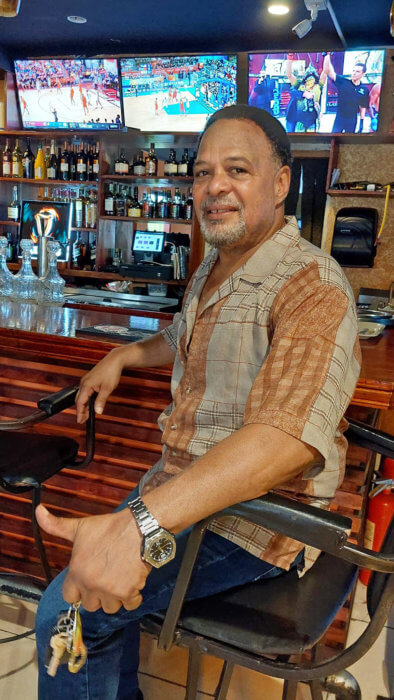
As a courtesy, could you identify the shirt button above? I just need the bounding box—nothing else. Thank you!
[170,424,177,430]
[185,387,192,394]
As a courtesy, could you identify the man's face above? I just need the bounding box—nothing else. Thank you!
[351,65,365,82]
[193,119,288,251]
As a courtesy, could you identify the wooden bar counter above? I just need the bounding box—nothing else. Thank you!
[0,300,393,587]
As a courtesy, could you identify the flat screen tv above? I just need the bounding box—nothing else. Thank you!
[14,58,123,130]
[19,200,72,261]
[120,55,237,132]
[248,50,385,134]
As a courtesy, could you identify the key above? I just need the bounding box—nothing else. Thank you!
[47,633,68,677]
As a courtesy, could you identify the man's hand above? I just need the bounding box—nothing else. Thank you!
[76,348,126,423]
[36,504,151,613]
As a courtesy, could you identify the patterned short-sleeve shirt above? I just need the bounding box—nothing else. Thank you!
[140,216,361,570]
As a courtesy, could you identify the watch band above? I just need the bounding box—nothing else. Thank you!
[128,496,160,537]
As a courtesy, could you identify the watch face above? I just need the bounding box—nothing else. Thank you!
[145,532,176,567]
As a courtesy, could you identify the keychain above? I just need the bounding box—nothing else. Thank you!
[47,602,87,677]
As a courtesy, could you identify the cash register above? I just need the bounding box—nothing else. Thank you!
[119,231,174,280]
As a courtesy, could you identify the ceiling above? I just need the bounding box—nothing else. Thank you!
[0,0,392,67]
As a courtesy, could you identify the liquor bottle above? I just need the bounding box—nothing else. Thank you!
[145,143,158,176]
[86,144,93,180]
[115,186,126,217]
[76,142,87,181]
[12,139,23,178]
[85,190,97,229]
[7,184,20,221]
[187,151,196,177]
[56,145,62,178]
[156,190,168,219]
[2,139,12,177]
[47,140,58,180]
[184,187,194,220]
[44,145,51,177]
[128,186,142,217]
[34,142,46,180]
[60,141,70,181]
[180,192,186,218]
[74,189,84,228]
[69,143,77,181]
[23,138,35,179]
[171,187,182,219]
[148,189,156,218]
[115,150,129,175]
[141,192,150,218]
[178,148,189,176]
[104,183,115,215]
[92,142,100,181]
[133,151,145,176]
[164,149,178,176]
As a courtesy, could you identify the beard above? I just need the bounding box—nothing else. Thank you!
[200,203,247,248]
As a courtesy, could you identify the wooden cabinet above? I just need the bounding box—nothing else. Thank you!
[0,129,205,286]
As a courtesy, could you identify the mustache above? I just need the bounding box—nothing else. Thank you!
[201,198,242,213]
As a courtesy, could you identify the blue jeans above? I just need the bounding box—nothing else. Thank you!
[36,488,289,699]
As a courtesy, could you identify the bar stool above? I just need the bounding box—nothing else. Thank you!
[0,386,95,642]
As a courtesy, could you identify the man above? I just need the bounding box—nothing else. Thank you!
[285,54,327,133]
[35,105,360,700]
[249,66,274,112]
[323,53,370,133]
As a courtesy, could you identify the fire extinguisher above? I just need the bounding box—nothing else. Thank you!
[359,457,394,585]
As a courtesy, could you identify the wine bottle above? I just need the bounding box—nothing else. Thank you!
[23,138,35,179]
[171,187,182,219]
[2,139,12,177]
[187,150,196,177]
[115,186,126,217]
[60,141,70,181]
[145,143,158,176]
[74,189,84,228]
[128,186,142,217]
[86,144,93,181]
[69,143,77,181]
[92,142,100,181]
[34,142,46,180]
[7,185,20,221]
[47,139,58,180]
[104,184,115,215]
[184,187,194,220]
[12,139,23,178]
[85,190,97,228]
[77,142,87,181]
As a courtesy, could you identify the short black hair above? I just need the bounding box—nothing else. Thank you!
[200,104,292,168]
[354,62,367,73]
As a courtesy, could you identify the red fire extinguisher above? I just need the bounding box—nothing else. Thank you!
[359,457,394,585]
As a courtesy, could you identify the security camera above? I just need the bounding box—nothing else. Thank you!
[292,18,313,38]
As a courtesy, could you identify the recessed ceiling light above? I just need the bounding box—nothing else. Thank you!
[67,15,87,24]
[268,4,290,15]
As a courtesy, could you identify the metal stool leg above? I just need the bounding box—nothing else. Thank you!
[308,679,324,700]
[215,660,234,700]
[185,647,202,700]
[32,488,53,585]
[282,679,298,700]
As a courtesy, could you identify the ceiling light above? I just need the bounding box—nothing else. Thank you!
[67,15,87,24]
[268,4,289,14]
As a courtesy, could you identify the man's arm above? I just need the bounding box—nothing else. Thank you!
[323,53,336,81]
[76,332,175,423]
[36,422,317,612]
[285,54,297,85]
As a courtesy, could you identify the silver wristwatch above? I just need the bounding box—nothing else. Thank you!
[128,496,176,568]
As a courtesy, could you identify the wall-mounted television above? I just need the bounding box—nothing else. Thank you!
[14,58,123,130]
[120,55,237,132]
[19,200,72,261]
[248,50,385,134]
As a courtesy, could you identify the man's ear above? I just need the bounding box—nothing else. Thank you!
[274,165,291,206]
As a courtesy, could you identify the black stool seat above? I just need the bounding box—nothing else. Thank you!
[146,553,357,656]
[0,432,79,492]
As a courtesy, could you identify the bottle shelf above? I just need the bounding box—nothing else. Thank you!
[0,177,98,186]
[102,174,193,184]
[70,227,97,232]
[0,220,19,226]
[326,189,393,197]
[100,215,191,225]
